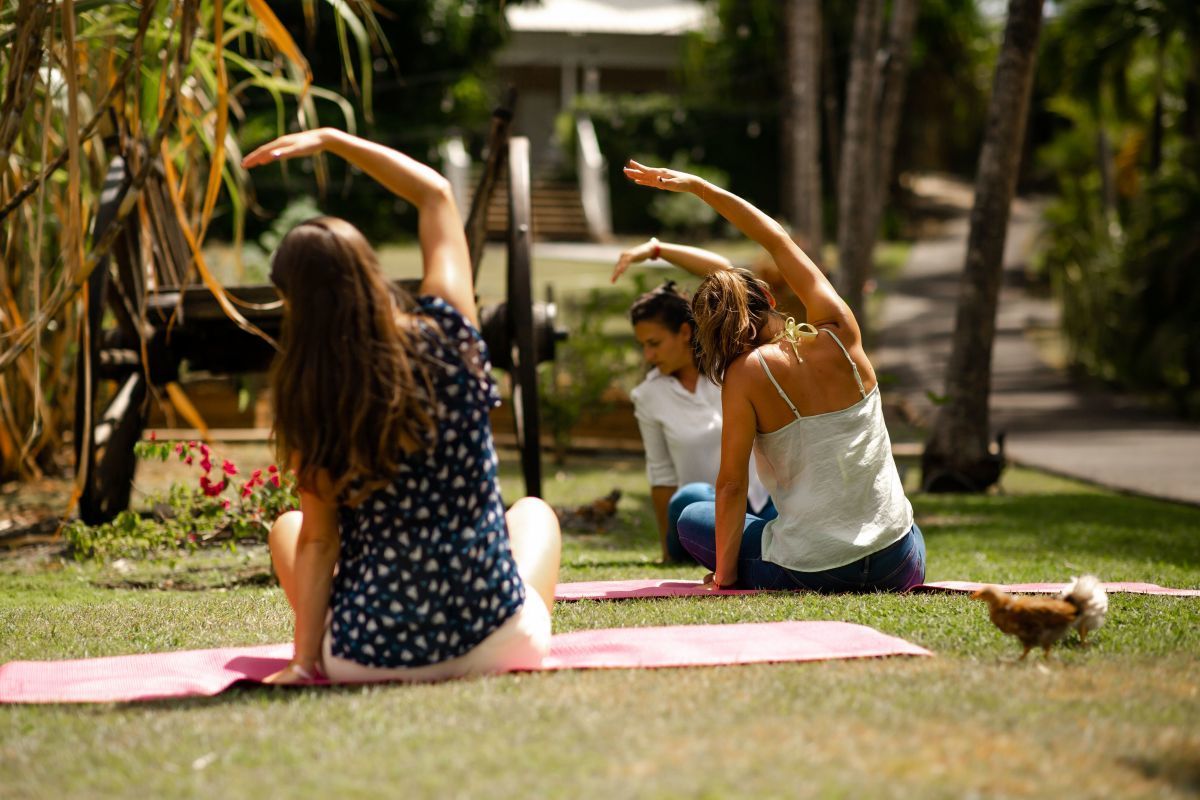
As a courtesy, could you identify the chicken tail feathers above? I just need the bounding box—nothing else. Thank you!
[1060,574,1109,638]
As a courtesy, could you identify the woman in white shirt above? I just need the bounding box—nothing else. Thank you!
[615,243,774,563]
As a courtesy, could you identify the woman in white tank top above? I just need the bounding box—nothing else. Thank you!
[622,159,925,592]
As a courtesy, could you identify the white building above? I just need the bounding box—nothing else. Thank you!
[497,0,709,172]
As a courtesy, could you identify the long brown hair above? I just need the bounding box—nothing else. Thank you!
[691,268,776,385]
[269,216,436,501]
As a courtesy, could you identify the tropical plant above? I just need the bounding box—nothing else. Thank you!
[538,282,645,463]
[0,0,388,489]
[1035,0,1200,416]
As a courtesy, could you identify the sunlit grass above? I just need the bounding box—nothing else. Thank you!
[2,462,1198,798]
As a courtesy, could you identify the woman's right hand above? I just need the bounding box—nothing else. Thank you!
[610,237,659,283]
[623,160,706,195]
[242,128,335,169]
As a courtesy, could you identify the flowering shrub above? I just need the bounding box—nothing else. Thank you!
[64,436,299,561]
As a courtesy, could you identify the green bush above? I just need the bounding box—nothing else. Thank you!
[64,441,299,562]
[563,94,781,236]
[538,280,648,461]
[1037,104,1200,416]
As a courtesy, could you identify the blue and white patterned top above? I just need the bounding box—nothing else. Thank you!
[328,295,525,668]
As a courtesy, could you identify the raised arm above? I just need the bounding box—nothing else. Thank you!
[243,128,477,326]
[611,237,733,284]
[624,160,853,336]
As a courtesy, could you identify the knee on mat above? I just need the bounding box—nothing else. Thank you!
[668,483,713,518]
[509,497,563,541]
[674,501,715,554]
[268,511,302,548]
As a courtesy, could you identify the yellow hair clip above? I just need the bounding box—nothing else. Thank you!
[771,316,818,361]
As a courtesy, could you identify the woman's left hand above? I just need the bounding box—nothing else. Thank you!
[623,160,704,194]
[699,571,736,591]
[263,659,321,685]
[610,238,658,283]
[242,129,332,169]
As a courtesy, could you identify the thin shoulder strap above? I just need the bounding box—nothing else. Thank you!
[819,329,867,399]
[753,349,802,420]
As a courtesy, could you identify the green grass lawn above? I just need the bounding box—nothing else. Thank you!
[2,462,1199,799]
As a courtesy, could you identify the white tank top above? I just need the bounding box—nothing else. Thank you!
[752,330,913,572]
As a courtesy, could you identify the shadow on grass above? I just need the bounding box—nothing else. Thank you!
[60,681,407,715]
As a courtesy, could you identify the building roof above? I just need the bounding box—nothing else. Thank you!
[505,0,708,36]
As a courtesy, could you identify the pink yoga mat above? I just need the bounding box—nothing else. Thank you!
[554,578,1200,600]
[912,580,1200,597]
[0,621,930,704]
[555,579,759,600]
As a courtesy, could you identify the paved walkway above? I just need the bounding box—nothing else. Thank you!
[874,175,1200,506]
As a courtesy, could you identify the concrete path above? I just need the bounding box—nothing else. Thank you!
[874,175,1200,506]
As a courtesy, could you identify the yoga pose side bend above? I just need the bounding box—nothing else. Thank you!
[243,128,561,684]
[624,160,924,592]
[610,241,773,564]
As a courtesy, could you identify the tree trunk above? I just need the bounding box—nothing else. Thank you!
[785,0,824,264]
[1096,125,1116,217]
[921,0,1045,492]
[821,21,841,197]
[836,0,885,323]
[861,0,918,282]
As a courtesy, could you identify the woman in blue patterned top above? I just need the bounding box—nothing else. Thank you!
[242,129,561,684]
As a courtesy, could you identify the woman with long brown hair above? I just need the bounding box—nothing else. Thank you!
[242,128,561,683]
[623,160,924,592]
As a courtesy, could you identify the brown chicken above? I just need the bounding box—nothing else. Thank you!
[555,489,622,532]
[972,584,1086,659]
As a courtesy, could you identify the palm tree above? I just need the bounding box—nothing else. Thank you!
[921,0,1046,491]
[836,0,884,320]
[784,0,824,263]
[834,0,918,333]
[861,0,918,280]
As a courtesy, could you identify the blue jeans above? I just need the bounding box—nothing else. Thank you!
[665,483,777,564]
[675,500,926,592]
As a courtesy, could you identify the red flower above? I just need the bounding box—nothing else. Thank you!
[241,482,253,499]
[149,431,157,441]
[185,456,193,466]
[199,475,227,497]
[267,464,278,474]
[174,442,184,455]
[251,468,263,481]
[222,459,238,476]
[200,457,212,473]
[199,443,211,459]
[269,473,281,488]
[222,499,232,510]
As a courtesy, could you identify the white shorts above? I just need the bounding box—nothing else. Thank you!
[320,588,552,683]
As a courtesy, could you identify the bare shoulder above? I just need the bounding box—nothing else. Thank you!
[722,350,758,387]
[809,307,862,348]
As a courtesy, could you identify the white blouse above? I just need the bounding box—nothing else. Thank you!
[629,368,771,513]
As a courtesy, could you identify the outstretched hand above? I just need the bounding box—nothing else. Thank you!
[242,129,332,169]
[623,159,704,195]
[610,238,658,283]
